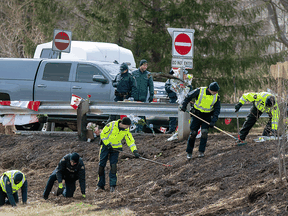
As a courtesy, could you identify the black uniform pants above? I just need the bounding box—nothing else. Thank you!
[43,170,76,198]
[239,105,263,140]
[0,187,18,206]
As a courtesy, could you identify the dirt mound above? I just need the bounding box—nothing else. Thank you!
[0,132,287,215]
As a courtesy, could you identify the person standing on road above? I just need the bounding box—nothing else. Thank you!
[43,152,86,200]
[132,59,154,133]
[235,92,279,145]
[107,63,138,123]
[180,82,221,159]
[96,117,140,193]
[0,170,27,207]
[165,68,193,134]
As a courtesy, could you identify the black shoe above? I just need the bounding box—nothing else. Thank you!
[110,186,115,192]
[43,195,48,200]
[165,130,174,134]
[237,139,247,146]
[95,186,105,192]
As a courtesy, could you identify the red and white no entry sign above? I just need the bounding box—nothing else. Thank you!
[55,32,70,50]
[174,33,192,55]
[52,29,72,53]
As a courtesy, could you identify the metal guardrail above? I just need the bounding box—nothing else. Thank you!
[0,101,269,118]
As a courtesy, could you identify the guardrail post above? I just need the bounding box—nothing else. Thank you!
[77,100,89,141]
[178,105,190,141]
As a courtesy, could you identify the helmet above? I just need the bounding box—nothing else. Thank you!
[120,63,128,73]
[266,96,275,107]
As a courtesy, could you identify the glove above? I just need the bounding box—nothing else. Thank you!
[56,183,63,196]
[148,96,153,103]
[133,150,140,158]
[107,143,112,150]
[180,106,187,112]
[209,121,215,128]
[82,194,86,198]
[235,103,243,112]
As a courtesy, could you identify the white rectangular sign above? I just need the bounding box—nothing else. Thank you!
[171,58,193,69]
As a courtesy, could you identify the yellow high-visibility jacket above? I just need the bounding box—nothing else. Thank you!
[100,120,137,152]
[194,87,219,113]
[239,92,279,130]
[0,170,26,194]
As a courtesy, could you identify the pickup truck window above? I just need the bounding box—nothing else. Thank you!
[76,64,103,83]
[42,63,71,81]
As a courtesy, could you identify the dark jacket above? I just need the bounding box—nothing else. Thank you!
[132,68,154,102]
[182,88,221,123]
[2,176,27,206]
[165,79,177,99]
[112,72,137,98]
[55,154,86,194]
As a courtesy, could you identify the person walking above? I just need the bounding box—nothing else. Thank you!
[235,92,279,144]
[132,59,154,133]
[43,152,86,200]
[96,117,140,192]
[180,82,221,159]
[165,68,193,134]
[0,170,27,207]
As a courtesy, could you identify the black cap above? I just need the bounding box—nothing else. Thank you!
[209,82,220,92]
[121,117,131,125]
[140,59,147,66]
[120,63,128,73]
[14,172,23,184]
[70,152,80,164]
[266,96,275,107]
[169,69,174,75]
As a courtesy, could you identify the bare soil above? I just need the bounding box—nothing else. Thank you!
[0,131,287,215]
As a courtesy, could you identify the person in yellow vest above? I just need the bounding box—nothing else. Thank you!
[96,117,140,192]
[180,82,221,159]
[235,92,279,144]
[0,170,27,207]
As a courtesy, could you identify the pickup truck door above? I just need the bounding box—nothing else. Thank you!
[70,63,112,101]
[34,61,73,102]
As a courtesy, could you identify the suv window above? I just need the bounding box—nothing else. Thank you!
[42,63,71,81]
[40,49,59,59]
[76,64,103,83]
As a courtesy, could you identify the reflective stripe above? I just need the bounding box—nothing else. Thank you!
[111,143,122,147]
[102,122,115,141]
[240,96,247,103]
[129,144,136,148]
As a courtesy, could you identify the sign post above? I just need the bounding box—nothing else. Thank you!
[52,29,72,58]
[167,28,195,141]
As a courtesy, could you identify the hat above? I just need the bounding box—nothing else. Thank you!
[266,96,275,107]
[121,117,131,125]
[14,172,23,184]
[140,59,148,66]
[120,63,128,73]
[169,69,174,75]
[70,152,80,164]
[209,82,220,92]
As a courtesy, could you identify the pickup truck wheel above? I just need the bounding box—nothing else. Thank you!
[15,123,43,131]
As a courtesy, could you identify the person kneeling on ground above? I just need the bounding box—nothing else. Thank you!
[96,117,140,193]
[0,170,27,207]
[43,152,86,200]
